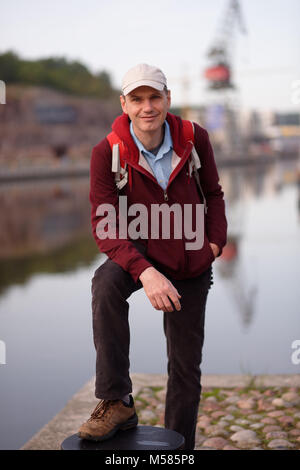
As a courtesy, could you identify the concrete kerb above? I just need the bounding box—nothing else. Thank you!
[21,374,300,450]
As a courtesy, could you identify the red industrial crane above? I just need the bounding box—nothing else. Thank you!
[204,0,247,90]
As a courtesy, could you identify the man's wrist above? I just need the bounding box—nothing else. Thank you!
[139,266,154,282]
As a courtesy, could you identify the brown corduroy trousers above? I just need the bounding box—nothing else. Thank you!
[91,241,213,450]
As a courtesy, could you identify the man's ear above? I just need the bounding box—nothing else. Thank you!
[120,95,127,114]
[167,90,171,110]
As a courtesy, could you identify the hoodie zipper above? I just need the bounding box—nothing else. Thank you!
[162,141,193,202]
[123,140,193,203]
[124,142,194,275]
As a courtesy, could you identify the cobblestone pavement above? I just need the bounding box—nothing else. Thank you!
[134,384,300,450]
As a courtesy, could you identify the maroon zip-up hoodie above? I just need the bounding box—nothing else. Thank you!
[89,112,227,283]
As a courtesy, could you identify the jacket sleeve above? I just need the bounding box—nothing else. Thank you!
[193,123,227,257]
[89,138,153,282]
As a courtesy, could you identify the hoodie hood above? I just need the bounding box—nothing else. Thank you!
[111,112,192,164]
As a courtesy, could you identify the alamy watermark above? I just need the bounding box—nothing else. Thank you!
[0,340,6,365]
[291,340,300,365]
[96,196,204,250]
[0,80,6,104]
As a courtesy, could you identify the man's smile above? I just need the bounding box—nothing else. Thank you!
[140,115,159,120]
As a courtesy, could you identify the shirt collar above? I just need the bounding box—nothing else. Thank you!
[130,120,172,159]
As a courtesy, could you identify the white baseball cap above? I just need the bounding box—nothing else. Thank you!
[122,63,167,96]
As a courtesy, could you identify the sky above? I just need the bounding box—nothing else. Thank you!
[1,0,300,112]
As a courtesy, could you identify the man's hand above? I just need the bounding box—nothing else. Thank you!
[139,267,181,312]
[209,242,220,259]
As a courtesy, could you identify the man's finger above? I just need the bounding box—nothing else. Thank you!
[168,293,181,311]
[160,294,174,312]
[169,282,181,299]
[154,295,166,311]
[150,296,160,310]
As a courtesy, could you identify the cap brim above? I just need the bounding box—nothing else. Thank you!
[123,80,165,96]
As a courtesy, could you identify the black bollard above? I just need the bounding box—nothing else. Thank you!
[61,425,185,450]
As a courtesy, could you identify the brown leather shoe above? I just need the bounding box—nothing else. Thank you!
[78,395,138,441]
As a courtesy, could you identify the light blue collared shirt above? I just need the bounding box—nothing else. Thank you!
[130,120,173,190]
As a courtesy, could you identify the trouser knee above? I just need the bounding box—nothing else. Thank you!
[91,259,139,303]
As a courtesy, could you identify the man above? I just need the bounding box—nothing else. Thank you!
[78,64,227,450]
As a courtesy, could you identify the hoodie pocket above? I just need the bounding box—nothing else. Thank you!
[185,233,215,277]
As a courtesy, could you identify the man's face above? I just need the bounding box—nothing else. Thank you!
[120,86,171,134]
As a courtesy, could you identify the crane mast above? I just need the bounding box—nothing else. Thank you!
[204,0,247,90]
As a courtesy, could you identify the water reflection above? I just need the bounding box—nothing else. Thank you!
[0,178,91,258]
[0,235,99,297]
[214,156,300,330]
[0,178,98,295]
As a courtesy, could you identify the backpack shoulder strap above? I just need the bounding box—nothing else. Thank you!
[181,119,195,143]
[182,120,207,214]
[106,132,128,190]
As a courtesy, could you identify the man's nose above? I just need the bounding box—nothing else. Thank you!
[143,100,154,113]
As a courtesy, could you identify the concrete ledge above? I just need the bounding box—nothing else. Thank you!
[21,374,300,450]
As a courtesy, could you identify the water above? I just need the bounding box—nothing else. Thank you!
[0,159,300,449]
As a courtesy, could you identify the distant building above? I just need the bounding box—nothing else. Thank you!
[0,85,120,170]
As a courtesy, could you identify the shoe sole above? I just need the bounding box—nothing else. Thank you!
[78,413,138,442]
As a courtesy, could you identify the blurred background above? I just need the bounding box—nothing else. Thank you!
[0,0,299,450]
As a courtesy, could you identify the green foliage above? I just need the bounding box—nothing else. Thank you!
[151,386,164,393]
[0,50,117,98]
[202,388,225,401]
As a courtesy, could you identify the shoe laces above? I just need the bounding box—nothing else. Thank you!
[89,399,115,421]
